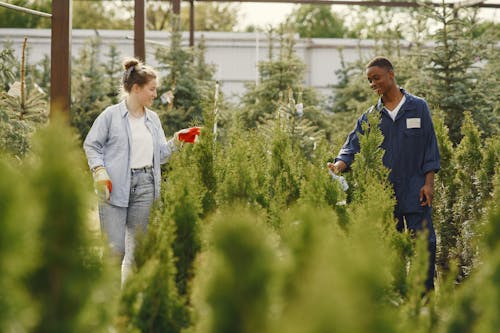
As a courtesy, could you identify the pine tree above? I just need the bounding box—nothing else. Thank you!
[0,156,38,331]
[432,114,459,275]
[439,172,500,333]
[0,39,48,157]
[215,119,269,210]
[155,16,216,135]
[452,112,484,280]
[70,37,114,141]
[119,196,190,332]
[239,28,323,132]
[0,45,16,91]
[26,116,113,333]
[193,209,277,333]
[422,5,495,144]
[101,44,122,104]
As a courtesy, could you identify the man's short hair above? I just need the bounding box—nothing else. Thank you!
[367,56,394,71]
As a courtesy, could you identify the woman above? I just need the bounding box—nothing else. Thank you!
[84,57,199,286]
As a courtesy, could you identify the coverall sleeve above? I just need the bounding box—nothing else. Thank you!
[421,103,440,174]
[335,114,367,168]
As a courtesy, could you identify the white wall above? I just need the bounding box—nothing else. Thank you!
[0,29,410,101]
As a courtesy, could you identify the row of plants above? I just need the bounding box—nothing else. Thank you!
[0,96,498,332]
[0,6,498,333]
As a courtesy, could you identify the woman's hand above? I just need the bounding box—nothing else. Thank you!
[93,166,112,202]
[175,126,202,144]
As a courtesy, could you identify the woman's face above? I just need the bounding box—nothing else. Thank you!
[366,66,394,96]
[133,78,158,107]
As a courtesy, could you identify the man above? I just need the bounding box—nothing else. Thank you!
[328,56,440,291]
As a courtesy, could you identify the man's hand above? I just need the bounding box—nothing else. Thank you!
[93,166,112,202]
[327,160,347,175]
[420,172,435,207]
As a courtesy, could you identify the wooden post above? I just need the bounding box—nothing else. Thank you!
[50,0,71,119]
[134,0,146,62]
[189,0,194,46]
[172,0,180,14]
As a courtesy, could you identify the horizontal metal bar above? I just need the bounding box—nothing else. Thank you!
[186,0,500,9]
[0,1,51,18]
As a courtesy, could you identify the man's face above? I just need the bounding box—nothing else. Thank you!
[366,66,394,96]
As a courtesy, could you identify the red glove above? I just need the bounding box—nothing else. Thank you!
[176,126,201,143]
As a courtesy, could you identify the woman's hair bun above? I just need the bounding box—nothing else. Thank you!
[123,57,140,71]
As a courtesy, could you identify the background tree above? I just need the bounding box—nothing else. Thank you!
[154,17,216,135]
[239,28,328,136]
[180,2,239,32]
[0,46,16,91]
[129,1,240,31]
[0,0,51,28]
[286,4,348,38]
[414,6,498,144]
[26,117,115,333]
[70,37,119,142]
[72,1,132,30]
[0,41,47,158]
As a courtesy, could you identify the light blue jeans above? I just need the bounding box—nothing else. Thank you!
[98,167,155,286]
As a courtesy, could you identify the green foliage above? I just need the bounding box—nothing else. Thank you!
[163,149,204,297]
[287,4,348,38]
[0,157,38,332]
[26,116,114,333]
[417,6,498,144]
[180,3,240,32]
[190,104,218,215]
[215,121,269,210]
[240,29,323,130]
[332,5,499,145]
[192,209,277,333]
[438,178,500,333]
[0,43,48,157]
[432,114,459,274]
[275,204,398,333]
[0,0,51,28]
[452,112,485,280]
[265,113,305,228]
[2,6,500,331]
[72,1,131,30]
[155,17,217,135]
[0,46,16,91]
[119,203,189,332]
[330,55,373,115]
[350,109,391,202]
[70,37,119,141]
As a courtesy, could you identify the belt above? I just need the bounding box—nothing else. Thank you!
[131,166,153,173]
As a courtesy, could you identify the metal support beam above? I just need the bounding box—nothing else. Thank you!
[50,0,71,119]
[134,0,146,62]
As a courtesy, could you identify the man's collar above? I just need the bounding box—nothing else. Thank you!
[376,87,414,111]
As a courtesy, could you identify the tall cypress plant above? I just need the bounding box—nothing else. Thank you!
[26,116,113,333]
[452,112,486,280]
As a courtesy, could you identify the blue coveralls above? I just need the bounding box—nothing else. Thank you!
[335,88,441,290]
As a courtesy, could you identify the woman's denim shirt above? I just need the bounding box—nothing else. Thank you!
[84,100,176,207]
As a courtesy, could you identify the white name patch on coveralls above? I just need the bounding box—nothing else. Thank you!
[406,118,421,129]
